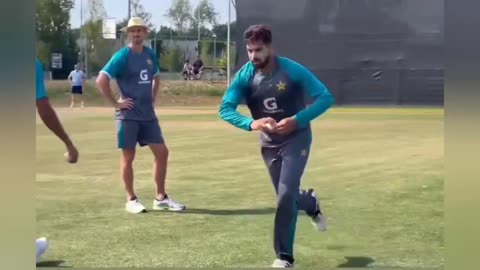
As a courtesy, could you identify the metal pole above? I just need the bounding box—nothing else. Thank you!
[197,8,200,54]
[81,0,89,78]
[197,8,200,41]
[128,0,131,18]
[213,37,216,66]
[80,0,83,66]
[85,38,89,78]
[227,0,231,85]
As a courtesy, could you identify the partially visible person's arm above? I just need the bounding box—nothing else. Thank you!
[36,60,78,163]
[96,73,119,107]
[36,99,74,149]
[219,63,277,132]
[151,49,161,104]
[96,50,133,109]
[291,61,335,129]
[218,69,254,131]
[152,76,160,105]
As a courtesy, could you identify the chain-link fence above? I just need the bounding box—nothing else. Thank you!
[74,31,235,83]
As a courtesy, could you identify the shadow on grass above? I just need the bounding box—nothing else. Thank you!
[36,260,71,268]
[337,256,375,268]
[152,207,277,216]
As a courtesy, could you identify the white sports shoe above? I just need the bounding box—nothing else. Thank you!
[271,259,294,268]
[36,237,49,264]
[152,195,186,211]
[125,198,147,214]
[309,189,327,232]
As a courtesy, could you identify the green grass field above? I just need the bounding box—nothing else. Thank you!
[36,106,444,269]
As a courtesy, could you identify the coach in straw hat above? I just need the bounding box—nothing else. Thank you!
[120,16,149,32]
[95,16,187,214]
[120,17,151,46]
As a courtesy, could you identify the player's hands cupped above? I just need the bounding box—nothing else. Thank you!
[251,117,277,132]
[274,117,297,135]
[116,97,135,110]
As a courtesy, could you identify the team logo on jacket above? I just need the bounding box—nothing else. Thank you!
[146,58,153,67]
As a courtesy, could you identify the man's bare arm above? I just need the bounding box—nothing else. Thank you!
[36,99,73,147]
[96,72,134,109]
[152,75,160,104]
[96,73,119,107]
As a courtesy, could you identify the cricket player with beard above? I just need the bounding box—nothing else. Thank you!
[219,25,334,268]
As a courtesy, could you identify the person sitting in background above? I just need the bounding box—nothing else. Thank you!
[192,56,204,80]
[182,60,193,80]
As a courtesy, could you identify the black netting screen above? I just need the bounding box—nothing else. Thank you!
[235,0,444,105]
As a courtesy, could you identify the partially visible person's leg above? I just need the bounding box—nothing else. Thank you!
[271,140,310,266]
[139,120,186,211]
[272,136,328,266]
[117,120,146,213]
[79,85,85,108]
[261,146,282,193]
[121,148,136,200]
[149,143,169,198]
[70,86,75,107]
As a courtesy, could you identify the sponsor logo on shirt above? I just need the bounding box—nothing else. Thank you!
[263,97,284,114]
[139,69,150,84]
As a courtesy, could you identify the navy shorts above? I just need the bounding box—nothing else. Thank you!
[116,120,165,149]
[72,85,83,94]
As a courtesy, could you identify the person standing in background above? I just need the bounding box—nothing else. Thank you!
[68,64,86,108]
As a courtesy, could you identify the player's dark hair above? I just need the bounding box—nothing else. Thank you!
[244,24,272,45]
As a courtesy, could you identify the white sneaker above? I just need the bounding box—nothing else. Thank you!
[152,195,186,211]
[125,198,147,214]
[309,189,327,232]
[271,259,294,268]
[36,237,49,264]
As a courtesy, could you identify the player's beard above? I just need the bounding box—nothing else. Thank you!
[252,55,270,69]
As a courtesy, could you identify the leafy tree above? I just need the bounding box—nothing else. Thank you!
[190,0,218,33]
[165,0,193,34]
[35,0,76,78]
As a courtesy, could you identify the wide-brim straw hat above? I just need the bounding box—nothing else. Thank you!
[120,17,149,32]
